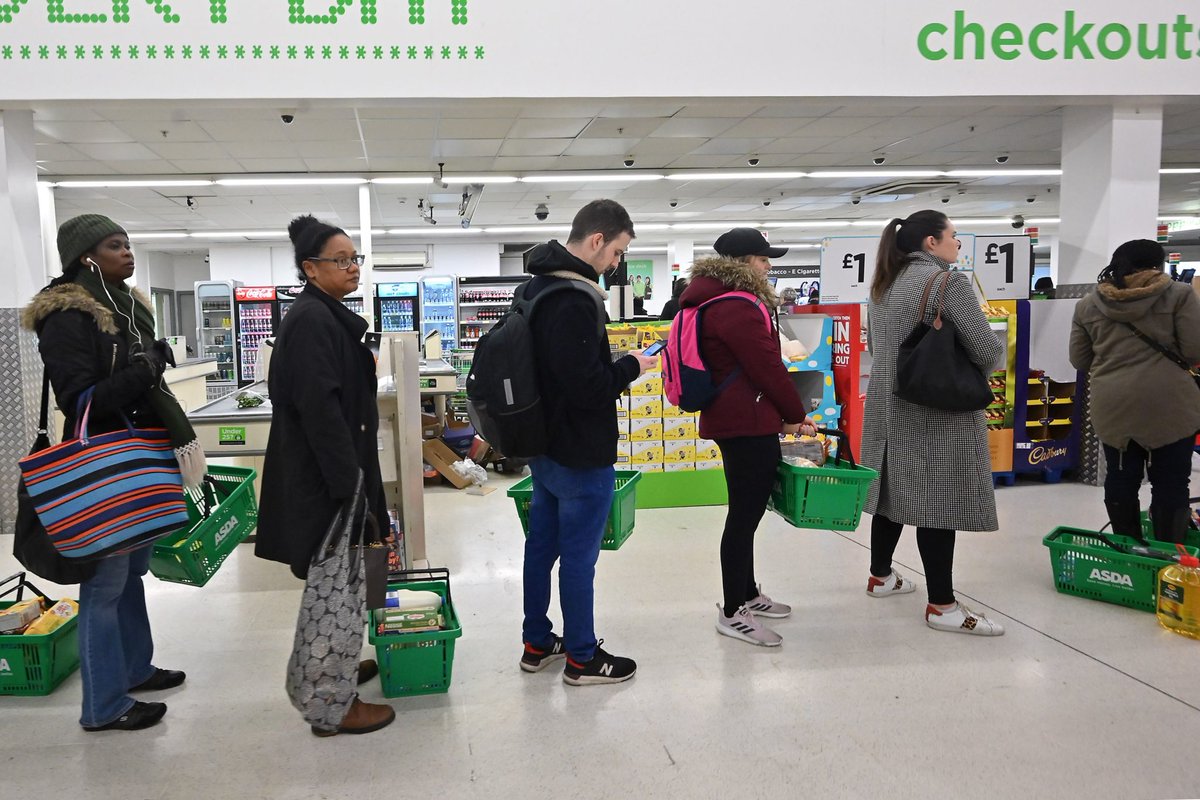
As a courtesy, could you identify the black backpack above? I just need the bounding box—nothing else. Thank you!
[466,279,604,458]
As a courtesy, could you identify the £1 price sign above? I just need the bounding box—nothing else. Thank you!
[973,235,1031,300]
[819,237,878,304]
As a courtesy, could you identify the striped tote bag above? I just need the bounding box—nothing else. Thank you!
[18,388,189,561]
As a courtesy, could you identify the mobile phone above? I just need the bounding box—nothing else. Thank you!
[642,340,666,357]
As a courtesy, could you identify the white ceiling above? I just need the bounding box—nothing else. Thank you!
[30,97,1200,245]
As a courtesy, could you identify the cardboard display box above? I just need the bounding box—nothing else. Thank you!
[421,438,474,490]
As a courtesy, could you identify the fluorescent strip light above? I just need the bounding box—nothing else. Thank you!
[959,218,1022,225]
[665,171,806,181]
[946,169,1062,177]
[627,246,668,253]
[765,221,853,228]
[191,231,289,238]
[771,243,822,249]
[54,179,215,188]
[807,170,945,179]
[1158,216,1200,222]
[127,232,191,239]
[215,178,367,187]
[439,176,518,184]
[635,224,674,231]
[1160,168,1200,174]
[345,229,387,236]
[383,228,483,235]
[672,222,762,230]
[477,225,571,235]
[849,219,892,226]
[370,176,435,185]
[1026,218,1060,224]
[519,174,665,183]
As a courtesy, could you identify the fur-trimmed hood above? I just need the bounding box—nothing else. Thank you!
[1094,270,1172,323]
[682,256,780,309]
[21,282,151,335]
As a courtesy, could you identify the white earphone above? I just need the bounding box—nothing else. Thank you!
[86,257,99,270]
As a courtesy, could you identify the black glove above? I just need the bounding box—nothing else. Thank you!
[129,343,167,380]
[149,338,177,369]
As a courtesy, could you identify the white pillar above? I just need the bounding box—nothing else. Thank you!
[1057,105,1163,287]
[0,110,51,528]
[358,184,374,326]
[38,181,58,281]
[667,238,695,279]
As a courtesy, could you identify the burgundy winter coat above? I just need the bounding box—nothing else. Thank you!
[680,257,809,440]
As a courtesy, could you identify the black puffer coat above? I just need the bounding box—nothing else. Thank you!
[21,283,161,437]
[255,283,387,579]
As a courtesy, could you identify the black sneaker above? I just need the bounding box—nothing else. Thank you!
[520,635,566,673]
[131,668,186,692]
[82,701,167,732]
[562,641,636,686]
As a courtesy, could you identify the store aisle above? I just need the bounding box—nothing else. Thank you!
[3,470,1199,800]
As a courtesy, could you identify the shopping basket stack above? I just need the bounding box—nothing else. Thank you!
[149,466,258,587]
[769,429,877,531]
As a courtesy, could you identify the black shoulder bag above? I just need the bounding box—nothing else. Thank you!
[12,371,96,584]
[1122,322,1200,392]
[894,270,994,413]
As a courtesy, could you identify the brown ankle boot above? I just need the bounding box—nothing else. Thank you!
[311,698,396,738]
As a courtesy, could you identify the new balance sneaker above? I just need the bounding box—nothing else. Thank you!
[520,635,566,673]
[745,585,791,618]
[866,569,918,598]
[562,641,636,686]
[715,604,782,647]
[925,602,1005,636]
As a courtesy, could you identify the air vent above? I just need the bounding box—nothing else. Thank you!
[862,178,959,199]
[373,251,428,270]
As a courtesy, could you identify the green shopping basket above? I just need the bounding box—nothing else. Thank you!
[0,572,79,696]
[368,568,462,698]
[149,466,258,587]
[1043,526,1200,612]
[507,470,642,551]
[769,429,878,531]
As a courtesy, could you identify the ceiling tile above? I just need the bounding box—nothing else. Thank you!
[562,138,641,157]
[437,119,515,138]
[506,118,590,139]
[360,119,440,140]
[73,142,161,160]
[675,102,765,118]
[115,120,213,143]
[146,142,230,160]
[578,118,662,138]
[688,137,777,156]
[235,158,311,171]
[199,120,286,141]
[434,139,504,158]
[498,138,572,157]
[36,121,133,144]
[650,118,739,138]
[793,117,888,137]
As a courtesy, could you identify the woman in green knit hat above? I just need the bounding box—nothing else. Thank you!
[22,214,205,732]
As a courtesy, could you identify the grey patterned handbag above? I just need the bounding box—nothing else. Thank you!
[285,471,367,732]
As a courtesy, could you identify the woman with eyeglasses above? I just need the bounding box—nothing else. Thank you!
[255,215,394,737]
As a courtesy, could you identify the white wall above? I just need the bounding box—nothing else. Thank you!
[172,255,212,294]
[428,243,502,278]
[207,244,292,286]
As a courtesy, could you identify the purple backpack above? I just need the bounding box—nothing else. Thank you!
[662,290,773,412]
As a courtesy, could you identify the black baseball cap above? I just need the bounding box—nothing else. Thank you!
[713,227,788,258]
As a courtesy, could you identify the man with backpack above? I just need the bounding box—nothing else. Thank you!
[517,200,657,685]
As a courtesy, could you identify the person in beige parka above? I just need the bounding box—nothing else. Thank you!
[1070,239,1200,544]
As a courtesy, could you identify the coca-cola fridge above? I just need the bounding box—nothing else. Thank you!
[234,286,279,386]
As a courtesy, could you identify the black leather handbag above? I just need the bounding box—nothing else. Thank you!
[894,271,993,413]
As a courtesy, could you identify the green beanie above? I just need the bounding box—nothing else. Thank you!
[57,214,127,271]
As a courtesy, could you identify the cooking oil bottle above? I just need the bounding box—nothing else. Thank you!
[1156,551,1200,640]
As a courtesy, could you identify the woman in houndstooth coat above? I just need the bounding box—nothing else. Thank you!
[860,211,1006,636]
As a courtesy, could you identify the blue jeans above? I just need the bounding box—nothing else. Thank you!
[523,456,614,662]
[78,547,157,728]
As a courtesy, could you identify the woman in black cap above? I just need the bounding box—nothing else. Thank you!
[679,227,814,647]
[255,215,394,737]
[22,214,204,731]
[1070,239,1200,543]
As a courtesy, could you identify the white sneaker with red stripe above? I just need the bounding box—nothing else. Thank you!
[925,602,1005,636]
[866,569,917,598]
[715,604,782,647]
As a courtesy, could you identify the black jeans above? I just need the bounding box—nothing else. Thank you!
[870,514,956,606]
[1103,436,1195,541]
[715,435,781,617]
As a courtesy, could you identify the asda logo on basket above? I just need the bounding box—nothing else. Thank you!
[0,658,11,675]
[1089,568,1134,588]
[213,515,239,549]
[918,11,1200,61]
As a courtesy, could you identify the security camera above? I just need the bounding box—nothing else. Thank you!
[995,154,1009,164]
[850,195,862,205]
[280,114,295,125]
[534,203,549,221]
[1026,196,1036,204]
[460,218,471,229]
[941,196,951,204]
[623,158,636,168]
[872,156,886,165]
[1011,214,1025,229]
[668,200,678,208]
[762,199,772,207]
[747,157,760,167]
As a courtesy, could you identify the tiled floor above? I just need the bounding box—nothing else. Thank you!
[3,471,1200,800]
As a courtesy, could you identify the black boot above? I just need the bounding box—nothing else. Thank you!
[1105,499,1145,541]
[1150,505,1191,545]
